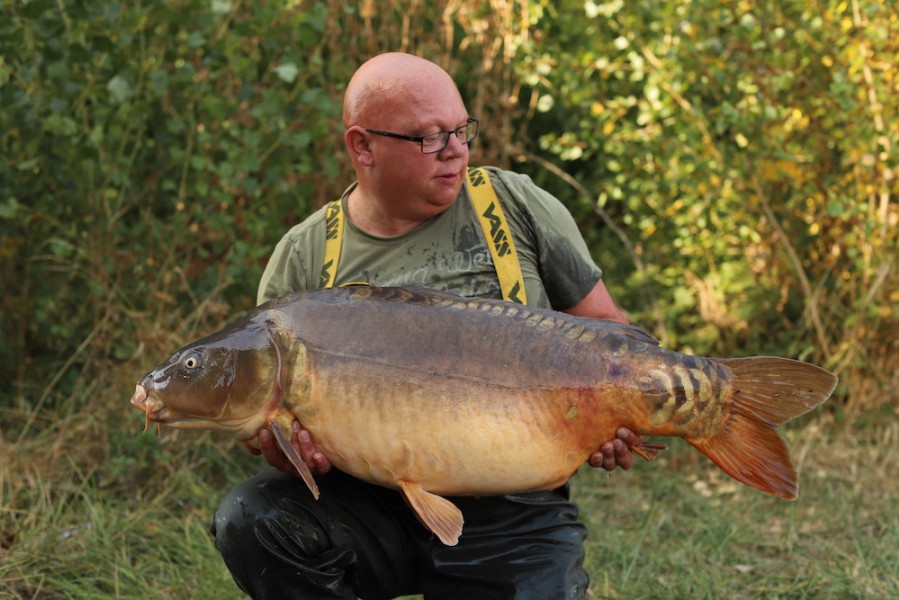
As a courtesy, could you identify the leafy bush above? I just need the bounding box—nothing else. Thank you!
[1,0,895,424]
[511,0,897,406]
[2,1,342,418]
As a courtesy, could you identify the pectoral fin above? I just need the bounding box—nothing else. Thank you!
[270,421,320,500]
[399,481,463,546]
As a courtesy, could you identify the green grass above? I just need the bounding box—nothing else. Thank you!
[1,404,254,600]
[576,423,899,599]
[2,399,897,599]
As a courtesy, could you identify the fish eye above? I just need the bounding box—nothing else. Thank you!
[182,352,203,370]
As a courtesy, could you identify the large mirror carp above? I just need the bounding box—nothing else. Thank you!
[130,286,837,545]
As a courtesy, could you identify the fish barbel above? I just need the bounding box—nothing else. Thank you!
[130,286,837,545]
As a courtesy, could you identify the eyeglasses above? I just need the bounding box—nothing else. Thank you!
[364,118,479,154]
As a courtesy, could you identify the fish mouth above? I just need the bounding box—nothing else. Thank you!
[129,384,168,428]
[129,383,238,433]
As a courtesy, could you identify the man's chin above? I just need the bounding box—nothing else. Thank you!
[430,179,464,203]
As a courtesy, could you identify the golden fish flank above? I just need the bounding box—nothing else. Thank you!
[130,285,837,546]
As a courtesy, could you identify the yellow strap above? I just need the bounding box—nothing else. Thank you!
[321,169,527,305]
[320,199,344,288]
[467,167,527,304]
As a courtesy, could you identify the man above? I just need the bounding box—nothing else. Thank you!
[211,52,644,599]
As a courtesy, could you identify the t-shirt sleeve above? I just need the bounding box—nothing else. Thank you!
[256,233,311,305]
[490,169,603,311]
[257,205,332,305]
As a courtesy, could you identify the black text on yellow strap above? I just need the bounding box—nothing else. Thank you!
[466,167,528,305]
[480,202,512,257]
[320,200,344,288]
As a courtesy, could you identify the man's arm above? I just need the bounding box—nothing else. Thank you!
[563,278,628,323]
[253,229,333,477]
[563,278,646,472]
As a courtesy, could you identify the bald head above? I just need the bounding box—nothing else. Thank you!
[342,53,465,129]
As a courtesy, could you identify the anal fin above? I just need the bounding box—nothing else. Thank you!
[689,412,797,500]
[399,481,463,546]
[631,441,668,462]
[270,420,320,500]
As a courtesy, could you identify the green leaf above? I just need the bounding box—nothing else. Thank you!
[274,63,299,84]
[107,75,133,103]
[210,0,232,16]
[0,197,20,219]
[16,158,38,172]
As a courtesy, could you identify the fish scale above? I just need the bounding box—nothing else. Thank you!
[130,285,837,546]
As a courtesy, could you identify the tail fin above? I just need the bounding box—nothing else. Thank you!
[687,357,837,500]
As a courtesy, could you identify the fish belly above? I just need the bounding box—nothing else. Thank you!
[292,354,614,496]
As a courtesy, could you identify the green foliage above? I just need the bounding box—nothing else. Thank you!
[0,0,538,415]
[510,1,897,395]
[5,0,892,415]
[1,0,345,414]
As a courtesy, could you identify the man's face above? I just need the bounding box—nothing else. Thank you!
[366,79,472,221]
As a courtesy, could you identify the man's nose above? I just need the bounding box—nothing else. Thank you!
[438,132,468,158]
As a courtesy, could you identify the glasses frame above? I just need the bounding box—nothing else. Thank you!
[364,118,479,154]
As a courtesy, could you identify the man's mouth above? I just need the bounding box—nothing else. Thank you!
[435,171,461,184]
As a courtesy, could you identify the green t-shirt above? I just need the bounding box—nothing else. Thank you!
[257,167,603,310]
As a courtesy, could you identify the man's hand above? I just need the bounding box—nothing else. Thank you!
[247,421,332,477]
[589,427,644,471]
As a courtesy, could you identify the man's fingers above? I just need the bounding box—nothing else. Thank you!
[612,438,635,470]
[297,428,316,461]
[258,428,300,477]
[588,438,636,472]
[586,428,648,471]
[616,426,642,447]
[295,424,332,475]
[311,452,331,474]
[252,421,332,477]
[300,434,333,475]
[594,441,617,471]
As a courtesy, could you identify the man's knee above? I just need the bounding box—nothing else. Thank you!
[210,476,264,557]
[210,471,361,598]
[211,470,330,558]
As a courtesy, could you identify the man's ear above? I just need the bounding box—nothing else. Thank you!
[344,126,374,167]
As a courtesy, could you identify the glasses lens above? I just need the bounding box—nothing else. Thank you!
[464,119,478,143]
[420,120,478,154]
[421,131,447,154]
